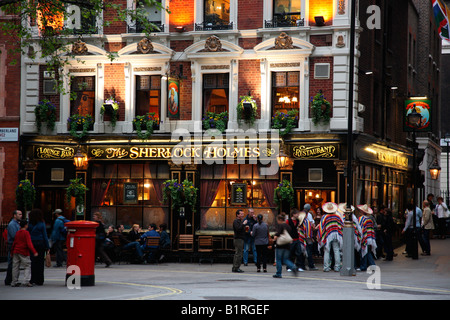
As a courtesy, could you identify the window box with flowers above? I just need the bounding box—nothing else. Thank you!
[132,112,160,140]
[202,111,228,133]
[101,97,119,129]
[271,109,299,136]
[35,99,57,133]
[236,95,258,126]
[16,179,36,212]
[68,114,94,139]
[310,91,332,126]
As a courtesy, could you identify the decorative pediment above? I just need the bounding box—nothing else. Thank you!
[72,39,88,55]
[118,40,174,57]
[137,37,154,54]
[185,36,243,60]
[254,33,315,57]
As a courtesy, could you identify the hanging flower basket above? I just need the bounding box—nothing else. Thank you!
[310,92,332,126]
[16,179,36,211]
[162,179,198,213]
[101,97,119,129]
[273,180,294,208]
[237,95,258,126]
[66,177,89,207]
[68,114,93,139]
[132,112,160,140]
[35,99,56,133]
[271,109,299,136]
[202,111,228,133]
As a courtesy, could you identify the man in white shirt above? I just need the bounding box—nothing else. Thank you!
[435,197,448,239]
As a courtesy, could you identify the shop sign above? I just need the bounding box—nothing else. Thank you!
[404,99,431,132]
[364,146,409,169]
[291,144,338,159]
[88,145,267,160]
[0,128,18,142]
[34,146,75,159]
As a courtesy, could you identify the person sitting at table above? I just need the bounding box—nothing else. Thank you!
[127,224,141,243]
[140,224,160,262]
[109,225,145,263]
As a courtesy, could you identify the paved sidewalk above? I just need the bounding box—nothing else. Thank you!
[0,238,449,301]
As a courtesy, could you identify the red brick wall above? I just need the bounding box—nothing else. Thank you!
[238,0,264,29]
[309,57,334,116]
[239,38,263,50]
[238,60,261,118]
[104,64,125,121]
[103,0,127,34]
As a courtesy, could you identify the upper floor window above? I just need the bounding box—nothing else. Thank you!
[196,0,233,30]
[203,73,229,114]
[271,71,299,117]
[70,76,96,127]
[265,0,304,28]
[128,0,165,33]
[135,75,161,119]
[66,5,98,34]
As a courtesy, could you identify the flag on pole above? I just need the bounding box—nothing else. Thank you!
[432,0,450,41]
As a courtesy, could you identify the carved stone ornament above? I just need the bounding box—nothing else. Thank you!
[274,32,294,49]
[204,35,223,52]
[338,0,346,15]
[336,35,345,48]
[72,39,88,55]
[137,37,154,54]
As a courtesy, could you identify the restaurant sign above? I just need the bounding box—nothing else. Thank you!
[291,144,338,159]
[34,146,75,159]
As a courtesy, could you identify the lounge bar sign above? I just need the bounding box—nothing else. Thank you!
[34,146,75,159]
[291,144,338,159]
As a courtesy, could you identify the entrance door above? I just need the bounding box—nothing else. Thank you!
[296,189,336,213]
[39,188,71,224]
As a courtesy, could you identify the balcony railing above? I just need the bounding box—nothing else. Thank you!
[265,13,304,28]
[195,21,234,31]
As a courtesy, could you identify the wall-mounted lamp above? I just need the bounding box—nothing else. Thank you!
[277,150,289,168]
[73,147,88,170]
[314,16,325,26]
[175,26,186,33]
[429,158,441,180]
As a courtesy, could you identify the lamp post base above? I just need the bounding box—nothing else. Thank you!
[340,220,356,276]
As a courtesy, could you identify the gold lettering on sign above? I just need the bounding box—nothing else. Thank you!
[292,145,336,159]
[35,146,75,159]
[376,152,408,168]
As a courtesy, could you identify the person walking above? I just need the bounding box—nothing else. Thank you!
[11,219,38,287]
[273,214,297,278]
[381,207,395,261]
[358,204,377,270]
[4,210,23,286]
[421,200,434,255]
[50,209,67,267]
[435,197,448,239]
[243,208,257,266]
[318,202,343,272]
[28,208,50,285]
[286,208,304,272]
[93,212,112,267]
[232,209,247,273]
[298,210,318,271]
[251,214,269,272]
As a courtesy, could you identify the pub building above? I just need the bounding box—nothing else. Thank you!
[17,0,421,249]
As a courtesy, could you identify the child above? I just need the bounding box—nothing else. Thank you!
[11,219,38,287]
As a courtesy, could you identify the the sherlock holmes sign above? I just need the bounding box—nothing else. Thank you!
[291,144,338,159]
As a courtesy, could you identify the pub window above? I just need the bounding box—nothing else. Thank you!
[202,73,229,114]
[200,164,278,232]
[272,71,299,118]
[273,0,301,26]
[204,0,230,26]
[129,0,164,33]
[135,75,161,119]
[70,75,95,125]
[91,162,170,229]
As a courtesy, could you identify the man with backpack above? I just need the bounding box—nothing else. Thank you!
[50,209,69,267]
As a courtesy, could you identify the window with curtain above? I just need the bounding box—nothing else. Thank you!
[204,0,230,25]
[135,75,161,118]
[91,162,169,228]
[272,71,299,118]
[200,164,279,231]
[70,76,95,123]
[273,0,301,25]
[202,73,229,114]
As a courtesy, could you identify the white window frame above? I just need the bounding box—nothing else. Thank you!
[127,0,168,33]
[263,0,307,27]
[195,0,237,30]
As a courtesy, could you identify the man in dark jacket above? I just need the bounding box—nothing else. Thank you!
[232,209,247,273]
[286,208,304,272]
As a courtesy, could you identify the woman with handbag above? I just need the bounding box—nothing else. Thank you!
[28,208,50,286]
[273,214,297,278]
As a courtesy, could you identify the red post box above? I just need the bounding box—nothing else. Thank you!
[65,220,98,286]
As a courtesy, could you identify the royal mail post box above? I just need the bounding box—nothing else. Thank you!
[65,220,98,286]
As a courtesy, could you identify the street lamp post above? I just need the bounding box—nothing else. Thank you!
[407,107,422,260]
[341,0,356,277]
[445,133,450,206]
